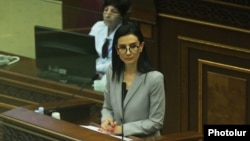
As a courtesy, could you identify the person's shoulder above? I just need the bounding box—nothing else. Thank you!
[89,21,106,35]
[106,64,113,73]
[107,64,112,70]
[105,64,113,79]
[147,71,164,79]
[92,21,106,29]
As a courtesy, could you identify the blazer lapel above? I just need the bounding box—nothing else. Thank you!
[114,81,123,117]
[123,73,143,108]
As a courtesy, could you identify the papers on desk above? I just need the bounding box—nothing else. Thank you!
[80,125,133,141]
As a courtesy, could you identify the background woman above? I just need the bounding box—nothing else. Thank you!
[89,0,131,79]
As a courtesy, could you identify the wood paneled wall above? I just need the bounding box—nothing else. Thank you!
[156,0,250,134]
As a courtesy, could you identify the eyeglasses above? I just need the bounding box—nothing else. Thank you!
[116,44,140,54]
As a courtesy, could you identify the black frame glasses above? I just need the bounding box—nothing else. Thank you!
[116,44,140,55]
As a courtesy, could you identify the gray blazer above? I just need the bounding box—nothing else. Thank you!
[101,65,166,137]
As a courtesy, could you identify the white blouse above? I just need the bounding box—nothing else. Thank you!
[89,21,121,75]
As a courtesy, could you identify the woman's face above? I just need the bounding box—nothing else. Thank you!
[103,5,121,28]
[116,34,144,66]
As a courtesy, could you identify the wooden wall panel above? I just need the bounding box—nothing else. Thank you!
[61,0,103,33]
[176,34,250,134]
[158,14,249,134]
[205,71,247,124]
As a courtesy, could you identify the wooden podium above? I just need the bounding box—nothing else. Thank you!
[0,107,202,141]
[0,107,125,141]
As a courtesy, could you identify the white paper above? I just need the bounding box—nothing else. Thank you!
[80,125,133,141]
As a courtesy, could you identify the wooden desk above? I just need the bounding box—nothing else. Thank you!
[0,107,203,141]
[24,98,96,125]
[0,51,104,124]
[1,52,40,77]
[0,107,124,141]
[0,52,104,102]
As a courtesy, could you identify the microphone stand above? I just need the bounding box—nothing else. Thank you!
[121,82,126,141]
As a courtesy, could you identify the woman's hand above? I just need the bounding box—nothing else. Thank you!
[101,118,122,135]
[112,125,122,135]
[101,118,116,133]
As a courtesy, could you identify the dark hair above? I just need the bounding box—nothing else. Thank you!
[111,21,154,82]
[103,0,132,17]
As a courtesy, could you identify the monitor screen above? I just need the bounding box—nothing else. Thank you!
[34,25,98,86]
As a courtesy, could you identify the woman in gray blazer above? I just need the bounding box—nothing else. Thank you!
[100,21,166,138]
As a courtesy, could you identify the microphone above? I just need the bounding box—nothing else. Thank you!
[121,82,126,141]
[44,74,99,116]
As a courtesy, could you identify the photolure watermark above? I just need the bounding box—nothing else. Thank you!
[208,128,247,136]
[203,124,250,140]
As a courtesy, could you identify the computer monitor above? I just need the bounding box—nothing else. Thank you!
[34,25,98,86]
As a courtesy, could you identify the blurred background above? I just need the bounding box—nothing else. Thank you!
[0,0,101,58]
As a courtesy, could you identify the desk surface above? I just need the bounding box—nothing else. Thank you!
[0,51,104,102]
[2,51,97,87]
[1,107,203,141]
[1,107,125,141]
[1,51,40,76]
